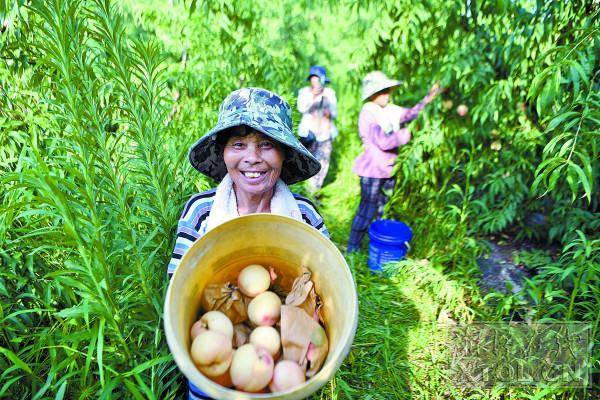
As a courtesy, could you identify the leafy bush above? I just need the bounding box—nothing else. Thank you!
[359,1,599,393]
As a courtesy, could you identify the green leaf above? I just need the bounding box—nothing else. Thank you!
[568,161,592,203]
[123,355,172,377]
[569,64,580,94]
[97,318,105,386]
[188,1,198,20]
[54,381,67,400]
[122,378,146,400]
[528,67,553,101]
[0,347,32,374]
[56,302,93,319]
[546,111,578,131]
[543,131,570,155]
[569,60,589,87]
[547,164,566,192]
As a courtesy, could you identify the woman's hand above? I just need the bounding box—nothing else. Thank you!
[425,82,442,104]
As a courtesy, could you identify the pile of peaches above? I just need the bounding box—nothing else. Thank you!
[189,264,325,393]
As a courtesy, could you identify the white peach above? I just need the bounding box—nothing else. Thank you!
[247,291,281,326]
[237,264,271,297]
[190,330,233,377]
[249,326,280,357]
[190,311,233,341]
[230,344,274,392]
[199,351,232,378]
[190,319,204,341]
[269,360,306,392]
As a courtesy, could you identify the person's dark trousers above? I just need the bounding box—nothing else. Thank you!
[299,131,317,154]
[347,176,396,252]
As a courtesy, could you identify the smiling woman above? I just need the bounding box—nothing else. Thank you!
[169,88,329,276]
[166,87,331,399]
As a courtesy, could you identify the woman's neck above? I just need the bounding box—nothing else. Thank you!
[234,185,273,215]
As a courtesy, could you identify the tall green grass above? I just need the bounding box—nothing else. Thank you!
[1,0,188,397]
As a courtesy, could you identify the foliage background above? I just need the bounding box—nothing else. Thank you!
[0,0,598,398]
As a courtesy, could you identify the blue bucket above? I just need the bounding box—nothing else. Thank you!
[368,219,413,272]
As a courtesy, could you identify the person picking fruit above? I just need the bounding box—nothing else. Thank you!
[347,71,441,253]
[166,87,331,399]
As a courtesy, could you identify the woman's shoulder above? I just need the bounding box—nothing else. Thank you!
[292,193,323,220]
[298,86,311,95]
[292,193,319,209]
[359,104,376,121]
[387,103,407,116]
[292,193,328,235]
[179,188,217,220]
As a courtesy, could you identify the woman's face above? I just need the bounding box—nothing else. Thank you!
[223,131,284,197]
[371,89,391,107]
[310,75,322,88]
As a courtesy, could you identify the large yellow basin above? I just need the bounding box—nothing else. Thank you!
[164,213,358,399]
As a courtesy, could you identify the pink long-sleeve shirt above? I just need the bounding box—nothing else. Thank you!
[352,99,426,178]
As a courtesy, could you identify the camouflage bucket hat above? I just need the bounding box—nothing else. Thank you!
[361,71,403,101]
[189,87,321,185]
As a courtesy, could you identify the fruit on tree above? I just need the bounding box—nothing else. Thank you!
[190,310,234,341]
[269,360,306,392]
[247,291,281,326]
[230,344,274,392]
[249,326,281,357]
[237,264,271,297]
[1,19,10,33]
[456,104,468,117]
[191,330,233,377]
[490,141,502,151]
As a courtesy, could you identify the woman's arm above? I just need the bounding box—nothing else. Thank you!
[297,87,321,114]
[314,213,330,238]
[325,89,337,119]
[167,219,201,276]
[294,195,330,239]
[399,83,441,124]
[167,192,214,276]
[399,98,428,125]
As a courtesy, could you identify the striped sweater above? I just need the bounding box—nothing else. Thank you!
[167,188,330,275]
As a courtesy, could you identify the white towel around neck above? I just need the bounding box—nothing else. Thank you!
[204,174,303,233]
[363,101,404,134]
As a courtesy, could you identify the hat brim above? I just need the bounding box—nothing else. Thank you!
[188,117,321,185]
[362,79,402,101]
